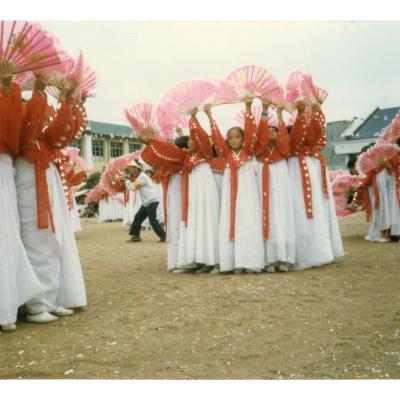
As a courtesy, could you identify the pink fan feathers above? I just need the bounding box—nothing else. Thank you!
[328,169,347,182]
[357,143,400,175]
[286,71,327,107]
[331,174,362,218]
[285,71,304,104]
[46,52,96,100]
[125,103,159,137]
[73,51,97,100]
[377,113,400,145]
[207,79,240,106]
[157,80,219,133]
[226,65,280,100]
[86,184,108,205]
[63,147,94,175]
[263,86,294,113]
[234,105,262,127]
[0,21,63,74]
[101,152,140,195]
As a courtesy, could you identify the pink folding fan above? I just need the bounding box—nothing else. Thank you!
[226,65,280,100]
[357,143,400,175]
[125,103,159,137]
[157,80,218,133]
[0,21,63,74]
[234,105,262,127]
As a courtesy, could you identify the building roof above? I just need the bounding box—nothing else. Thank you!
[86,120,137,139]
[345,106,400,141]
[325,120,353,142]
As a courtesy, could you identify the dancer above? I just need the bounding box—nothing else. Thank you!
[354,142,400,242]
[287,101,344,270]
[176,109,220,273]
[140,118,220,273]
[141,134,188,271]
[15,76,87,323]
[255,101,295,272]
[205,98,265,273]
[0,67,43,331]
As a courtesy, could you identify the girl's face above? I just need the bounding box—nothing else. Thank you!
[268,127,278,140]
[227,128,244,152]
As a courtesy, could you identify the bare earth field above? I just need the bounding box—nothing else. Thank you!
[0,213,399,379]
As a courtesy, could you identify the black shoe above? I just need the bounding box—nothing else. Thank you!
[127,236,142,242]
[158,236,166,243]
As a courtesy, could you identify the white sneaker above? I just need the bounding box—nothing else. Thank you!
[266,265,276,273]
[27,312,58,323]
[378,238,390,243]
[53,306,74,316]
[1,323,16,331]
[278,263,289,272]
[210,267,220,274]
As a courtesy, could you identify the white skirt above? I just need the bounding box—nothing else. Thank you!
[255,160,296,265]
[219,160,264,272]
[178,163,220,268]
[122,191,136,226]
[112,194,124,220]
[366,169,400,239]
[98,198,109,222]
[99,195,124,222]
[166,173,182,270]
[387,170,400,236]
[287,156,344,270]
[68,196,82,232]
[14,157,87,313]
[213,172,223,203]
[155,182,164,224]
[0,155,43,325]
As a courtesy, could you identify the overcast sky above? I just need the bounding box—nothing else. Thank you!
[41,21,400,133]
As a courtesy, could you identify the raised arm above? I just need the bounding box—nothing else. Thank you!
[44,95,75,150]
[289,101,308,155]
[141,137,187,172]
[275,107,290,158]
[243,97,258,155]
[204,106,230,160]
[254,100,271,156]
[308,103,326,149]
[20,77,48,152]
[189,110,213,160]
[0,77,24,158]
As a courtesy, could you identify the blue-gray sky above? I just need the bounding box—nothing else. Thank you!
[41,21,400,132]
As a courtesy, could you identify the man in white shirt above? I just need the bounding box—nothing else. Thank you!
[125,161,166,243]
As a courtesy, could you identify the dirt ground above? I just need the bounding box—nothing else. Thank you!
[0,213,399,379]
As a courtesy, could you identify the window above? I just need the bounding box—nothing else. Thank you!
[129,142,142,153]
[71,139,81,149]
[110,141,123,158]
[92,140,104,161]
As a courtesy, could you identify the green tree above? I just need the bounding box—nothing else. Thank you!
[84,171,101,190]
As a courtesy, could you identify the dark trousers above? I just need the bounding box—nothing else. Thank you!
[129,201,165,240]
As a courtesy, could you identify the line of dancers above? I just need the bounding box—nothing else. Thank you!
[0,70,87,331]
[137,98,344,274]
